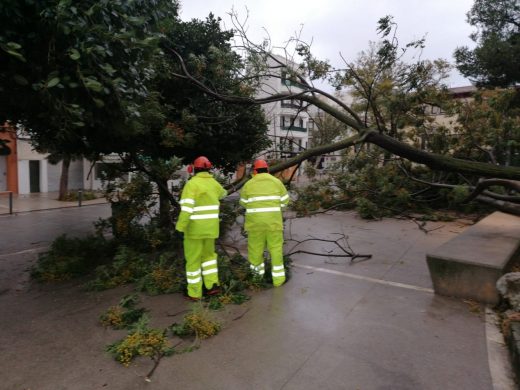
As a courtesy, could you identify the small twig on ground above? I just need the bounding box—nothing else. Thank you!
[145,340,183,381]
[285,234,372,263]
[379,205,444,234]
[232,308,250,321]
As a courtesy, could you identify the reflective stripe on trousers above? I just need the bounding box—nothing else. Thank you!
[250,262,265,275]
[247,230,286,286]
[184,238,219,298]
[271,264,285,278]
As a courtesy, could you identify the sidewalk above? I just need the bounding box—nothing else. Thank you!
[0,191,108,215]
[0,205,516,389]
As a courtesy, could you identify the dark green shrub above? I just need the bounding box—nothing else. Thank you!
[85,246,151,290]
[31,234,114,282]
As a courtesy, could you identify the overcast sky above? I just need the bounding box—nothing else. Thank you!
[179,0,476,88]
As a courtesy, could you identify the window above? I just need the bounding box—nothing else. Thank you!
[281,99,300,108]
[281,70,303,88]
[280,115,307,132]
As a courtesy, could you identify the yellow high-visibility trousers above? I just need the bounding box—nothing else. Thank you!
[247,230,285,287]
[184,238,219,298]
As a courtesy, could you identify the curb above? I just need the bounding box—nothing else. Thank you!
[505,321,520,385]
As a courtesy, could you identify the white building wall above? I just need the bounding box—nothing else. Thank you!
[17,159,29,194]
[17,139,47,160]
[16,138,87,194]
[40,160,48,193]
[47,162,61,191]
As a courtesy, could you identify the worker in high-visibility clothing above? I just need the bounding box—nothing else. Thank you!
[175,156,227,300]
[239,159,289,287]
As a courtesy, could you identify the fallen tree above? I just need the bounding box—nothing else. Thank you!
[164,14,520,214]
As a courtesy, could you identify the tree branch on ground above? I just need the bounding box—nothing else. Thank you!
[285,234,372,263]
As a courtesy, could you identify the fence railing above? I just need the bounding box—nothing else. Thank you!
[0,191,13,214]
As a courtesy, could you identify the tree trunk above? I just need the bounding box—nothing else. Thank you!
[58,156,70,201]
[157,179,172,229]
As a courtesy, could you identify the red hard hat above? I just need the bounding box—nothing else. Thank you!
[187,156,212,173]
[253,159,268,170]
[193,156,212,169]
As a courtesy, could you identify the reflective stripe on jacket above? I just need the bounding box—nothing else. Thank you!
[239,173,289,232]
[175,172,227,238]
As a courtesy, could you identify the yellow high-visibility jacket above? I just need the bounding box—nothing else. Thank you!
[239,173,289,232]
[175,172,227,238]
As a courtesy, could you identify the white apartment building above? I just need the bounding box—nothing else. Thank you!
[254,55,311,161]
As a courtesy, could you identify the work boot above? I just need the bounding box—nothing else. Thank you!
[183,291,201,302]
[206,284,221,296]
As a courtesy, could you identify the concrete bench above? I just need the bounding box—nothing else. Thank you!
[426,211,520,304]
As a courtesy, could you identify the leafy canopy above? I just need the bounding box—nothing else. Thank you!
[454,0,520,87]
[0,0,179,154]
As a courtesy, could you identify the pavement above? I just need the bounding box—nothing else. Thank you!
[0,198,517,389]
[0,191,108,215]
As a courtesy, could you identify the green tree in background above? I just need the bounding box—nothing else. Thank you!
[0,0,178,153]
[0,2,269,228]
[454,0,520,87]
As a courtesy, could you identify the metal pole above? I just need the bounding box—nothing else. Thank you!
[9,191,12,214]
[78,190,83,207]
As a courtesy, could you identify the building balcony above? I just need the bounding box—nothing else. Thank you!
[281,126,307,132]
[281,100,301,109]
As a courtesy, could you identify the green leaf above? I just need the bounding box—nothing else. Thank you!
[6,42,22,50]
[84,78,103,92]
[69,48,81,60]
[47,77,61,88]
[93,98,105,108]
[127,16,146,25]
[5,50,26,62]
[100,63,116,75]
[13,75,29,86]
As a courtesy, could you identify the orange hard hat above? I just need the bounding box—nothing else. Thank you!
[187,156,212,173]
[253,159,268,170]
[253,159,268,174]
[193,156,212,169]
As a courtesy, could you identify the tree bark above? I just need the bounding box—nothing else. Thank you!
[58,156,70,201]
